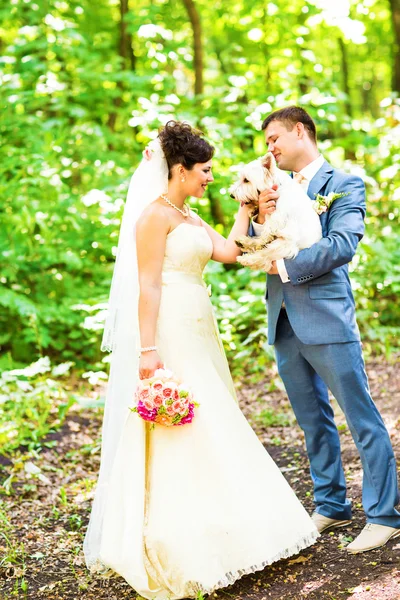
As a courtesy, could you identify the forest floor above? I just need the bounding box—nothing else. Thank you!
[0,357,399,600]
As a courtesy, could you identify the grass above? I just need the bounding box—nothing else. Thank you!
[0,502,27,597]
[255,408,293,427]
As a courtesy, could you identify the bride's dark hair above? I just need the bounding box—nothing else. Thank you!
[158,120,214,179]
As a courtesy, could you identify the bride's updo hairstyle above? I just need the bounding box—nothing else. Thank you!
[158,120,214,179]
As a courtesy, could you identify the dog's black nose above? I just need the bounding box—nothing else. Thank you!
[230,193,235,199]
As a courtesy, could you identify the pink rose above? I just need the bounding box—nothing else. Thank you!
[163,386,173,399]
[139,387,150,401]
[166,405,175,416]
[144,399,154,411]
[173,389,180,401]
[153,394,163,407]
[152,380,163,392]
[172,400,181,413]
[143,147,153,161]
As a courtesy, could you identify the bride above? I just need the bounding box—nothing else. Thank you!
[84,121,319,599]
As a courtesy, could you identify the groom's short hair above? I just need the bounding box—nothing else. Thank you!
[262,106,317,144]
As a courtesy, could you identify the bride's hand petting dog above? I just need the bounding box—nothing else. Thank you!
[230,152,322,272]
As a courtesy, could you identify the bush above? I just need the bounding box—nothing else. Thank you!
[0,357,75,455]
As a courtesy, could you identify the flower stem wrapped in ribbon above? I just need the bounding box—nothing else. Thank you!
[131,368,198,426]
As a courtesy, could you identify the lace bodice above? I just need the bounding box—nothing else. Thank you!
[162,223,213,276]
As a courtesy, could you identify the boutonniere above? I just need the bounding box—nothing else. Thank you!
[312,191,350,215]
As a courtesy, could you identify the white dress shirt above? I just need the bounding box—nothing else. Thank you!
[252,154,325,283]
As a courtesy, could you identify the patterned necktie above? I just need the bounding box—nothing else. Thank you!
[293,172,306,184]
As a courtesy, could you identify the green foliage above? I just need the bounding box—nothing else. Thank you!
[0,0,399,376]
[255,409,293,428]
[347,104,400,356]
[0,357,76,455]
[0,500,26,574]
[204,262,273,375]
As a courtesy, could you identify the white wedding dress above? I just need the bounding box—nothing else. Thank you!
[96,223,319,599]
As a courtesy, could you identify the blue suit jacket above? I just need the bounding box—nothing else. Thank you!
[256,161,366,345]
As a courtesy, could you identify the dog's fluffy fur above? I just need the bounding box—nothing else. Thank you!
[230,153,322,272]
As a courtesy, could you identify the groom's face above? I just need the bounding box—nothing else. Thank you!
[264,120,303,171]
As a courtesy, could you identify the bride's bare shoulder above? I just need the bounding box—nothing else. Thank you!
[137,199,169,231]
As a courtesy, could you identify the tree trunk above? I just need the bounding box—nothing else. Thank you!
[181,0,204,96]
[338,36,352,119]
[262,7,271,88]
[107,0,136,133]
[207,188,226,226]
[338,36,356,159]
[119,0,136,71]
[389,0,400,94]
[214,46,228,76]
[106,94,122,134]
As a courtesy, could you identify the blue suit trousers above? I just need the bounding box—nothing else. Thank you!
[274,310,400,527]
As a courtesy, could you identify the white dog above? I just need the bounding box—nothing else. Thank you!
[230,152,322,272]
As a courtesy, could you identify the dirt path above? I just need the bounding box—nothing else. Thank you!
[0,358,399,600]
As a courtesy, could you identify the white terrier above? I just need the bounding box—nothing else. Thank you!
[230,152,322,272]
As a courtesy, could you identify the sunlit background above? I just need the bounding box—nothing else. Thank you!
[0,0,399,431]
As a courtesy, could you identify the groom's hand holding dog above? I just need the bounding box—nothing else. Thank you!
[256,184,279,274]
[255,184,279,224]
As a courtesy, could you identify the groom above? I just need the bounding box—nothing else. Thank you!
[251,106,400,553]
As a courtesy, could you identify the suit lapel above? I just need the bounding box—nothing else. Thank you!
[307,160,334,200]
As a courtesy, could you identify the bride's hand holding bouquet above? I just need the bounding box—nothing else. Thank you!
[139,349,164,380]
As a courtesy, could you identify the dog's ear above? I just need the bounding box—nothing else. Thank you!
[260,152,276,172]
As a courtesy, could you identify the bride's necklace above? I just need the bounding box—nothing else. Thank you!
[161,194,190,218]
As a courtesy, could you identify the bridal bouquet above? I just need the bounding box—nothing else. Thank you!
[132,368,197,427]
